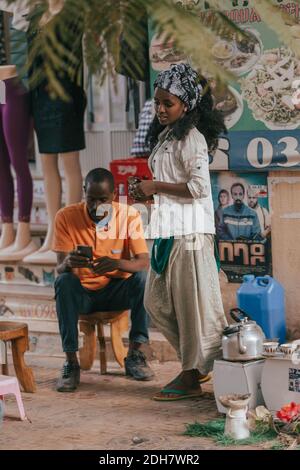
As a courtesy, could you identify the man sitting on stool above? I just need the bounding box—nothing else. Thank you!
[53,168,153,392]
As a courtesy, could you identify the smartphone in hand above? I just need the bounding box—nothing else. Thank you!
[76,245,93,260]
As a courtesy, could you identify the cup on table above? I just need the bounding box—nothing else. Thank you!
[279,343,297,357]
[263,341,279,356]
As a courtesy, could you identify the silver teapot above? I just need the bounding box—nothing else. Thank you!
[222,308,265,361]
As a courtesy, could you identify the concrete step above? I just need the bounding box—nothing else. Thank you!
[0,260,56,288]
[2,318,177,364]
[0,280,53,299]
[0,280,178,363]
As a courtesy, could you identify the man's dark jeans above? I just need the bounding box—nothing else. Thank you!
[54,271,149,352]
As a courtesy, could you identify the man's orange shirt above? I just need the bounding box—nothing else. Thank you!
[52,202,148,290]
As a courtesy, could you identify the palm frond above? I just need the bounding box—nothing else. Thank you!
[6,0,300,98]
[149,0,235,82]
[251,0,300,57]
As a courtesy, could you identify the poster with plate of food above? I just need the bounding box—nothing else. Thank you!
[211,26,263,77]
[149,32,187,71]
[148,0,300,171]
[241,47,300,130]
[210,83,244,129]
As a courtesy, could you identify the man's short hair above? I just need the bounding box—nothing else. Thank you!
[85,168,115,192]
[231,182,245,196]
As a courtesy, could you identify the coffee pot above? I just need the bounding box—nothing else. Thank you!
[222,308,265,361]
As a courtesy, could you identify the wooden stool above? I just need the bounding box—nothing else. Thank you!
[79,310,129,374]
[0,321,36,393]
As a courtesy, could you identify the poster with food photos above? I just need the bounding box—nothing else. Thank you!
[149,0,300,171]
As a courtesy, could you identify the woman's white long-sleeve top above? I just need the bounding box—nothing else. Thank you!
[146,126,215,239]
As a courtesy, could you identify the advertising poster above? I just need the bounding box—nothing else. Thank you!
[149,0,300,171]
[211,172,271,282]
[289,368,300,393]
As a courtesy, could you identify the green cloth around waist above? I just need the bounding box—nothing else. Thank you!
[151,236,221,275]
[151,237,174,275]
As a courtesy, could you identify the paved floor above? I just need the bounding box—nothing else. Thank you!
[0,356,264,450]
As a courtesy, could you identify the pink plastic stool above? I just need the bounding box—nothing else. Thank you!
[0,374,26,421]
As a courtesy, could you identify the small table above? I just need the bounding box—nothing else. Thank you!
[213,359,265,413]
[261,355,300,411]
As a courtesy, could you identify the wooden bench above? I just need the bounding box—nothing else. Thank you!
[79,310,129,374]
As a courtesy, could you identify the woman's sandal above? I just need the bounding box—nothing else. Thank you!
[198,373,212,384]
[152,387,203,402]
[152,372,210,401]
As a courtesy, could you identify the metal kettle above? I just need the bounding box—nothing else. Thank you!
[222,308,265,361]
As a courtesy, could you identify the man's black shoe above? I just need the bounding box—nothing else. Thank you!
[125,349,154,381]
[56,361,80,392]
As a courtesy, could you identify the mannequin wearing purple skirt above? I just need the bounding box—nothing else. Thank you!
[0,3,36,260]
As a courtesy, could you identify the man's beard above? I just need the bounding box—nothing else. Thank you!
[234,200,243,208]
[88,209,107,223]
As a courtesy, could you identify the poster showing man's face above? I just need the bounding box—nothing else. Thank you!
[231,183,245,208]
[247,189,258,209]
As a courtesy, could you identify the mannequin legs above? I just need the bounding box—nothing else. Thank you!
[22,154,61,263]
[2,84,33,229]
[0,118,14,225]
[0,223,14,250]
[0,221,37,260]
[39,153,62,252]
[14,222,31,248]
[40,151,82,251]
[23,151,82,264]
[61,152,82,205]
[0,78,83,263]
[0,78,34,258]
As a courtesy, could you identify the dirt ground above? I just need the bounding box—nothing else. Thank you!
[0,356,262,451]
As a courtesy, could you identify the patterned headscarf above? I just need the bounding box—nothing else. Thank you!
[154,63,203,111]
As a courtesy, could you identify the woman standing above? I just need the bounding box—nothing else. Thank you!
[134,63,228,401]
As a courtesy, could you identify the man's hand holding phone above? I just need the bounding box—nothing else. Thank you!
[65,246,121,274]
[64,245,93,270]
[92,257,121,275]
[64,250,93,269]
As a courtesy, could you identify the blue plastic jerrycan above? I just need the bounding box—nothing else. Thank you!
[237,275,286,344]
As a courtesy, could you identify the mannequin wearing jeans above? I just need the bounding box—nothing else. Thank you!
[0,4,35,260]
[23,0,84,265]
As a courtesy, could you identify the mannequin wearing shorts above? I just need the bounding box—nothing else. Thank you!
[24,0,85,264]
